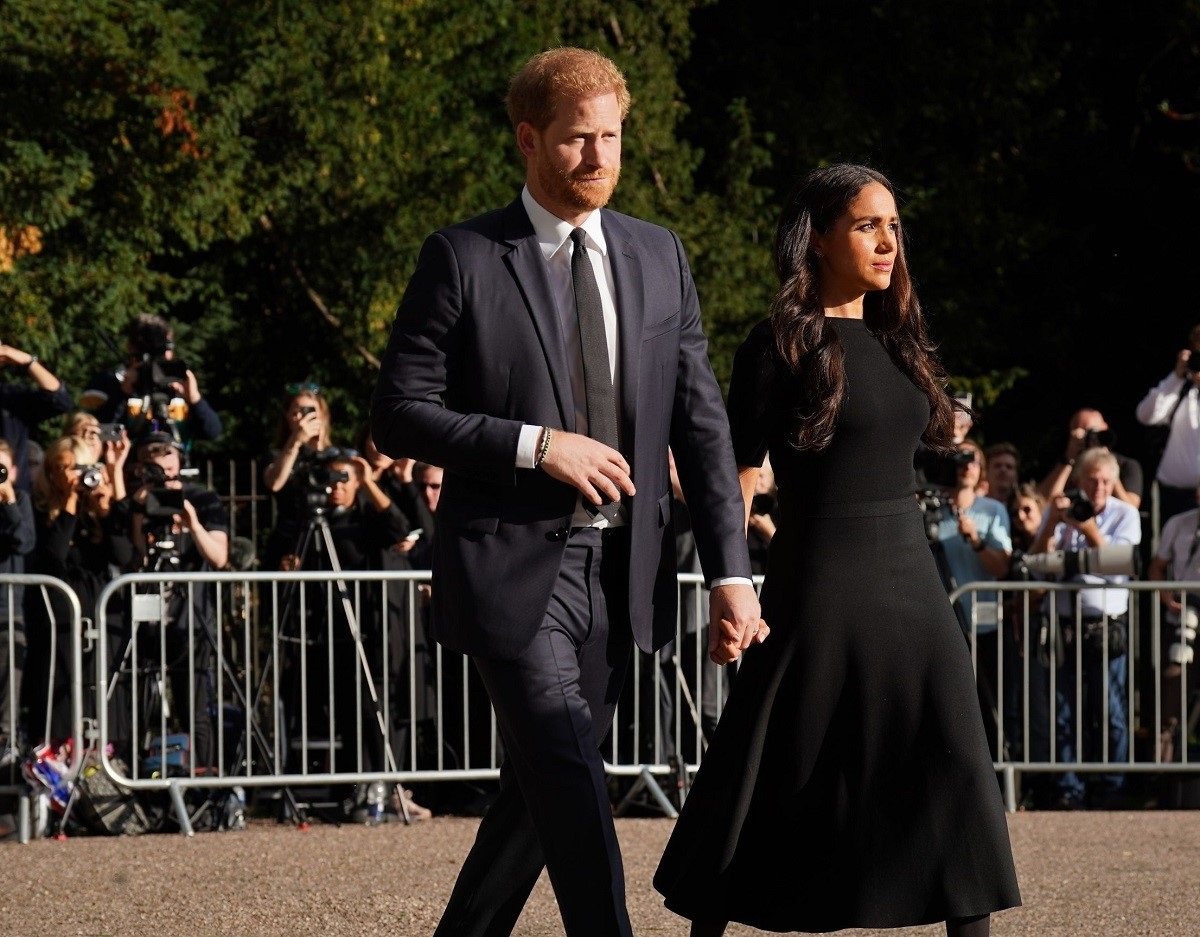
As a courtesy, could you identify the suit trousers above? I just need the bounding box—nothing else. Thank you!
[434,525,635,937]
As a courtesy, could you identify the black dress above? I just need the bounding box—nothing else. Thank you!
[654,317,1021,932]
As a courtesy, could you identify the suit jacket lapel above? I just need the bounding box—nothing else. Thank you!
[603,212,645,461]
[501,199,574,430]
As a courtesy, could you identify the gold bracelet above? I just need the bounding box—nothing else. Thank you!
[534,427,552,468]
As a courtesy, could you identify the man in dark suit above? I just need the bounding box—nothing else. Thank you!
[371,47,764,937]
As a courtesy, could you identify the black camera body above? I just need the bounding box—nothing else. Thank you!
[916,447,975,491]
[1081,428,1116,451]
[298,447,353,515]
[916,487,958,541]
[1063,487,1095,522]
[139,461,185,519]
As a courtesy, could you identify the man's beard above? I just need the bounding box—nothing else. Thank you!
[538,161,620,213]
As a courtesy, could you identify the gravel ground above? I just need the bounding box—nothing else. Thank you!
[1,810,1197,935]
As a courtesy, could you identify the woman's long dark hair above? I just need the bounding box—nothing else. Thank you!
[770,163,956,451]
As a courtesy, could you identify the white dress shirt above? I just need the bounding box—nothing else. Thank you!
[512,189,750,589]
[1136,371,1200,488]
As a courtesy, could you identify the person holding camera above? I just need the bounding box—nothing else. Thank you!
[0,342,73,494]
[1037,408,1142,510]
[981,442,1021,512]
[1146,483,1200,763]
[22,436,135,749]
[1136,324,1200,525]
[126,432,228,771]
[80,313,222,450]
[1029,446,1141,808]
[0,439,35,768]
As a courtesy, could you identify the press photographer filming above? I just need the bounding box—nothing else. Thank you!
[126,432,229,773]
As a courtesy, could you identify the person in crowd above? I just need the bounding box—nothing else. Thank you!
[0,342,73,493]
[930,439,1013,760]
[982,441,1021,512]
[126,431,228,771]
[372,47,759,936]
[655,164,1018,936]
[271,447,431,821]
[23,436,134,753]
[0,438,35,768]
[1002,483,1053,805]
[407,462,442,571]
[1029,447,1141,809]
[1037,408,1142,510]
[1136,323,1200,525]
[1146,482,1200,763]
[80,314,222,449]
[64,411,104,465]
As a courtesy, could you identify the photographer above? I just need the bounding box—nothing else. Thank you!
[0,439,34,767]
[982,441,1021,512]
[1029,446,1142,808]
[1146,483,1200,762]
[1037,408,1142,510]
[23,437,134,750]
[81,314,222,450]
[0,342,73,493]
[127,432,229,771]
[929,440,1013,758]
[1136,324,1200,524]
[267,447,421,820]
[262,385,332,537]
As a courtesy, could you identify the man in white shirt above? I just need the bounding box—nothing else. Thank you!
[1136,324,1200,524]
[1030,447,1142,807]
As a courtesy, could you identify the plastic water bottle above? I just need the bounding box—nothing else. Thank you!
[224,785,247,831]
[365,781,385,825]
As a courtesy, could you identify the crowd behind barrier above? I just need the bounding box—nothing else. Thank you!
[3,317,1200,843]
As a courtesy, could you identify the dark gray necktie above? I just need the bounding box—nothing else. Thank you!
[570,228,619,451]
[570,228,622,522]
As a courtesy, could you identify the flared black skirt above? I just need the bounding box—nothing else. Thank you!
[653,498,1021,932]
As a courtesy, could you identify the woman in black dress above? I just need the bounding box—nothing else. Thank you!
[653,164,1021,935]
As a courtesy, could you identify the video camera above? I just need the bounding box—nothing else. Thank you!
[298,446,355,516]
[131,320,188,398]
[138,460,198,520]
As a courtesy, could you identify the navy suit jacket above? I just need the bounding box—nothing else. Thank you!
[371,197,750,660]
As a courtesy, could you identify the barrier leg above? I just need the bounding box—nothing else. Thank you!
[614,767,678,819]
[17,790,30,844]
[1003,766,1017,814]
[169,780,194,837]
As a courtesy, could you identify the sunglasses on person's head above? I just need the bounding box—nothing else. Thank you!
[285,381,321,396]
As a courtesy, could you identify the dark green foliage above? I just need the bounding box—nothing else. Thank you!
[2,0,1198,481]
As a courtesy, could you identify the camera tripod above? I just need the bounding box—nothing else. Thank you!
[105,534,307,827]
[229,506,413,824]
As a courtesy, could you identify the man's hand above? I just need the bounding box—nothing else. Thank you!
[708,583,768,665]
[538,430,635,507]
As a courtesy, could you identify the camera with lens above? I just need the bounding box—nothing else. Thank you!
[138,461,186,520]
[132,321,188,397]
[1081,428,1116,451]
[0,462,7,486]
[916,487,958,541]
[1013,542,1137,580]
[916,446,976,492]
[78,463,106,491]
[1063,487,1095,522]
[299,446,354,515]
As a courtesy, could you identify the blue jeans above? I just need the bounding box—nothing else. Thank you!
[1055,630,1128,802]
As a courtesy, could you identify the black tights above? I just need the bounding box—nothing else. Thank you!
[690,914,990,937]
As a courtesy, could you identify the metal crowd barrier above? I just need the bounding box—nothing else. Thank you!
[0,575,85,843]
[951,579,1200,812]
[11,569,1199,840]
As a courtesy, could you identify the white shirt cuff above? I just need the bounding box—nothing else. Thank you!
[710,576,754,589]
[516,424,543,469]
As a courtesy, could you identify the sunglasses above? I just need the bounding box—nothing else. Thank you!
[285,381,321,396]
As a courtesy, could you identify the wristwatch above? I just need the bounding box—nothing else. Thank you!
[23,354,38,370]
